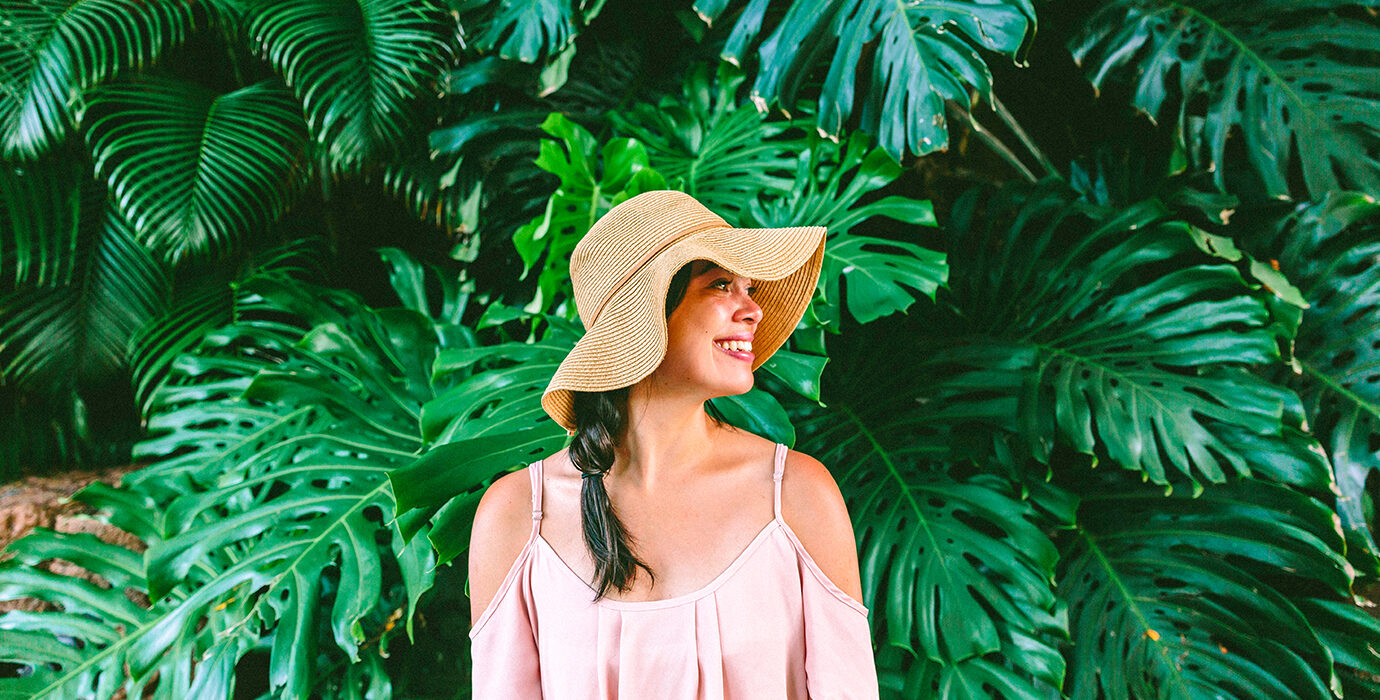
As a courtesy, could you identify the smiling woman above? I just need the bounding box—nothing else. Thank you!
[467,191,879,699]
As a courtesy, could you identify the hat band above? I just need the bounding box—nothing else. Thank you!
[585,219,727,327]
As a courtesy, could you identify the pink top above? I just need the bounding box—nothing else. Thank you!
[469,442,880,699]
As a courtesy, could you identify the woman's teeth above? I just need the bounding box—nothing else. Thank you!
[714,340,752,352]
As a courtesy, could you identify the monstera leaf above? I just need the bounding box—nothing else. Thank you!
[695,0,1035,161]
[462,0,606,64]
[138,276,440,697]
[0,487,204,700]
[931,179,1324,488]
[84,78,308,263]
[1071,1,1380,199]
[792,358,1066,696]
[1250,192,1380,570]
[0,0,196,160]
[245,0,452,173]
[511,112,667,316]
[745,131,946,329]
[876,644,1060,699]
[1061,476,1353,699]
[0,256,480,697]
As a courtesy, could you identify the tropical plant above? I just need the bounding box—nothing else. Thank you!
[1071,0,1380,199]
[4,0,1380,698]
[0,0,454,472]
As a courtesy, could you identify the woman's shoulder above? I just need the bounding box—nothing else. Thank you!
[778,447,865,605]
[468,465,540,628]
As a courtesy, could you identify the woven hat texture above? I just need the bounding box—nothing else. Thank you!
[541,190,826,433]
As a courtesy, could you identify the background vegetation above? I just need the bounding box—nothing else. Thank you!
[2,0,1380,697]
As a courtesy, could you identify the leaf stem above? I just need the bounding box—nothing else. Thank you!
[988,93,1059,178]
[944,99,1037,183]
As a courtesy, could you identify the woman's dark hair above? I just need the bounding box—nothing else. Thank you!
[568,259,731,601]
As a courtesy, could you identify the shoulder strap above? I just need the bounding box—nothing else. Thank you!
[772,443,786,521]
[529,459,544,526]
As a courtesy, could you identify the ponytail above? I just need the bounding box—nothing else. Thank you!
[569,387,654,600]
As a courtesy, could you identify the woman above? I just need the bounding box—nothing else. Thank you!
[468,190,879,698]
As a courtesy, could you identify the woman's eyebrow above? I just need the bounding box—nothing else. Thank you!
[699,265,754,283]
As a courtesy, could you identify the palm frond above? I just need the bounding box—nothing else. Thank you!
[84,77,309,263]
[246,0,453,173]
[0,0,198,160]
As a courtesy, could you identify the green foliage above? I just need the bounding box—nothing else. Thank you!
[0,0,199,160]
[245,0,452,173]
[936,180,1320,489]
[511,112,667,316]
[1249,192,1380,571]
[4,0,1380,697]
[696,0,1035,161]
[85,78,309,263]
[461,0,607,64]
[610,62,798,224]
[1062,478,1352,699]
[1071,1,1380,199]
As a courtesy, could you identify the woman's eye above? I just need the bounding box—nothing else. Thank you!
[713,278,757,295]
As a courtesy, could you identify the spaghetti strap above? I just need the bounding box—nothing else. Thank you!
[772,443,786,521]
[529,459,544,523]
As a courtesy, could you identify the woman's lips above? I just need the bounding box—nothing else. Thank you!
[713,342,754,362]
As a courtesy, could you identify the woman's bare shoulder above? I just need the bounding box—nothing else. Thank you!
[779,448,864,604]
[468,466,539,628]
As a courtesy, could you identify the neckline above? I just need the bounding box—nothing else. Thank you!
[534,518,783,611]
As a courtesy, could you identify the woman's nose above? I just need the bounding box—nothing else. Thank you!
[737,288,761,322]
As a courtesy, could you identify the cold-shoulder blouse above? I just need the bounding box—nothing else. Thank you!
[469,442,880,699]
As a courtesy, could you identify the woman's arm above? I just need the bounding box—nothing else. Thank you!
[782,450,880,700]
[468,468,543,697]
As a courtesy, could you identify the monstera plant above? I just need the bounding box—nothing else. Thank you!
[3,0,1380,698]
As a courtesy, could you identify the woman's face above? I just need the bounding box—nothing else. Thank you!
[652,260,763,400]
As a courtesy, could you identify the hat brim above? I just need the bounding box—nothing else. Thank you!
[542,224,826,432]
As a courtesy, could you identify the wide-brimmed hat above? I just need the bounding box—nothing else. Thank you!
[541,190,826,434]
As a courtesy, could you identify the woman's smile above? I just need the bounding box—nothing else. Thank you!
[712,342,756,364]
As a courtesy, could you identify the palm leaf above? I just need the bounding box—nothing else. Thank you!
[1061,476,1353,699]
[0,0,197,160]
[695,0,1035,161]
[0,157,167,391]
[246,0,452,173]
[127,238,327,416]
[609,61,799,225]
[1070,1,1380,199]
[84,77,309,263]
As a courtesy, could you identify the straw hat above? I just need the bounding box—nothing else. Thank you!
[541,190,827,435]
